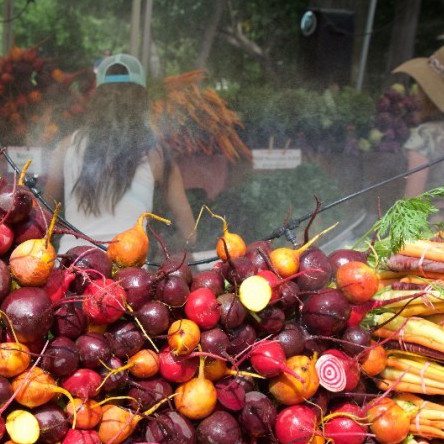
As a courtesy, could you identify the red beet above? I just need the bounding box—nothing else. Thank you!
[215,377,246,411]
[62,368,102,400]
[184,287,220,330]
[62,429,101,444]
[43,268,75,303]
[274,404,318,444]
[82,278,127,325]
[323,403,367,444]
[158,346,198,383]
[0,223,13,255]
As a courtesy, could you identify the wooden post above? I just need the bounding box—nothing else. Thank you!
[141,0,153,76]
[2,0,14,55]
[130,0,142,58]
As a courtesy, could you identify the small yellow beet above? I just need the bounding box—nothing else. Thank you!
[6,410,40,444]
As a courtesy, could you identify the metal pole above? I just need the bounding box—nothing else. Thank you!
[141,0,153,77]
[2,0,14,55]
[356,0,378,91]
[130,0,142,58]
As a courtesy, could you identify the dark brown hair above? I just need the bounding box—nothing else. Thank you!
[71,75,157,216]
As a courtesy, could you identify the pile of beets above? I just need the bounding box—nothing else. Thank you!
[0,174,403,444]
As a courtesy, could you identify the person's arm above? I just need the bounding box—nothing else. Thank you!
[404,149,429,198]
[43,135,70,205]
[165,162,197,246]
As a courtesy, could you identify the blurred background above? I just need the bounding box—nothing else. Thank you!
[1,0,443,260]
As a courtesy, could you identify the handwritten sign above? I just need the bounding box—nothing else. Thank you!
[252,149,301,170]
[7,147,44,176]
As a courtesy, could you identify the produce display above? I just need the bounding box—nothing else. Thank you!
[0,46,93,147]
[2,164,444,443]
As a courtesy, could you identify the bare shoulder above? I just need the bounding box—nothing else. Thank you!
[147,146,165,183]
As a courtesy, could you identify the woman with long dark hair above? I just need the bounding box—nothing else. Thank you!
[44,54,196,253]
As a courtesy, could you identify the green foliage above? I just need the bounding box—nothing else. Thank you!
[363,187,444,264]
[11,0,130,69]
[185,162,342,251]
[231,85,375,151]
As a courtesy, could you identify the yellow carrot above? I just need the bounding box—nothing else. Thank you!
[372,289,444,308]
[396,303,444,317]
[386,356,444,381]
[369,313,444,354]
[380,368,444,390]
[399,239,444,262]
[377,379,444,395]
[395,393,444,413]
[409,423,444,439]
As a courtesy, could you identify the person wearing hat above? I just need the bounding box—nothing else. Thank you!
[44,54,196,253]
[393,46,444,203]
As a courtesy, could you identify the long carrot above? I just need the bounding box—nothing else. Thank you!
[372,289,444,308]
[380,368,444,390]
[409,423,444,439]
[369,313,444,353]
[386,356,444,381]
[377,379,444,395]
[399,240,444,262]
[396,303,444,317]
[395,393,444,413]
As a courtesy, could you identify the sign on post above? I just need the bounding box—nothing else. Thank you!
[6,147,44,177]
[252,148,301,170]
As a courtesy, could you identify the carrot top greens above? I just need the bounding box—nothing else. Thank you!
[358,186,444,266]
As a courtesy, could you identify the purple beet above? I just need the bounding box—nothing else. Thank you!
[328,248,368,274]
[42,336,79,377]
[0,260,11,302]
[156,275,189,307]
[301,289,351,336]
[296,247,332,291]
[75,333,111,369]
[136,300,170,336]
[0,179,33,224]
[13,204,50,245]
[226,324,257,356]
[104,321,144,358]
[145,411,196,443]
[215,377,246,411]
[53,302,87,339]
[160,254,193,286]
[239,391,277,438]
[1,287,53,343]
[0,376,12,404]
[224,256,256,285]
[245,240,272,271]
[61,246,112,293]
[218,293,247,330]
[255,306,285,334]
[34,404,69,444]
[275,322,305,357]
[99,357,128,392]
[200,328,229,356]
[196,410,242,444]
[114,267,153,310]
[191,270,224,295]
[128,377,173,411]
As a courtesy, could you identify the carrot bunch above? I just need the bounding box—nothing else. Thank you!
[149,69,251,162]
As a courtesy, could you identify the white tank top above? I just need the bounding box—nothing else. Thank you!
[58,132,155,253]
